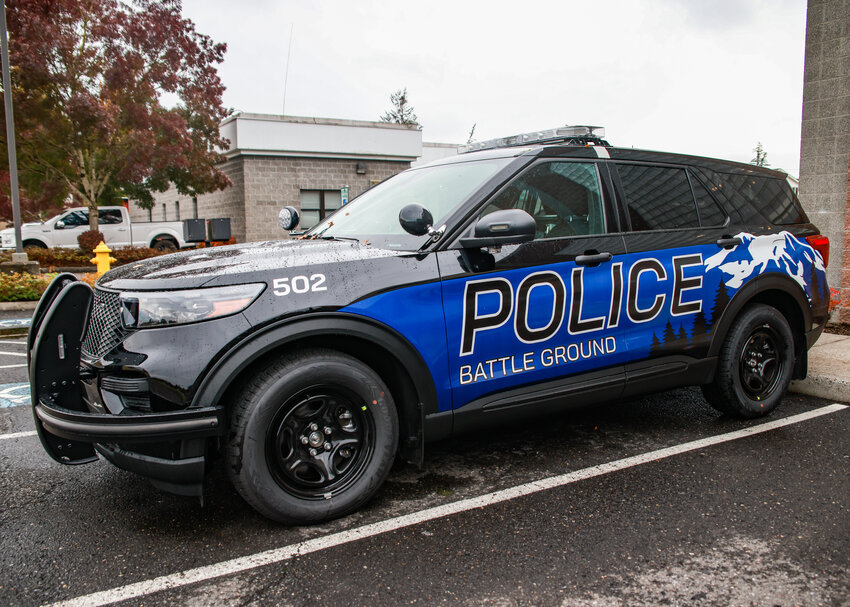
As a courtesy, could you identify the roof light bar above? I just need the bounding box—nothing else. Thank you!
[459,125,608,154]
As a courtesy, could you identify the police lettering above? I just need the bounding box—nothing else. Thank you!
[459,256,703,357]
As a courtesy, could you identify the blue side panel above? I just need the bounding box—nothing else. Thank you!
[342,231,826,414]
[340,281,455,412]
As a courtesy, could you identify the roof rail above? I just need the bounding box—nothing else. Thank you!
[459,125,609,154]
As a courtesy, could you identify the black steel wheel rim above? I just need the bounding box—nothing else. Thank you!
[266,385,375,500]
[739,326,783,400]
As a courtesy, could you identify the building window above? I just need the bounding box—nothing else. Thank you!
[299,190,343,229]
[175,200,180,221]
[162,203,167,221]
[192,197,198,219]
[147,207,152,221]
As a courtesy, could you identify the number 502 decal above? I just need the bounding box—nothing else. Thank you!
[273,274,327,296]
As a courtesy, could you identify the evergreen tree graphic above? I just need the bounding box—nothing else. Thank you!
[649,332,663,358]
[692,309,708,338]
[663,320,676,352]
[709,281,730,328]
[677,322,688,343]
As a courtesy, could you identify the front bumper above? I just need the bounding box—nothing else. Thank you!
[28,275,225,494]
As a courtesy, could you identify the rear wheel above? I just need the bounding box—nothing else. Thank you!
[702,304,795,418]
[151,237,178,252]
[227,348,398,524]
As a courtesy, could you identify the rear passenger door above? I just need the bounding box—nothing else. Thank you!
[610,162,735,369]
[97,209,130,247]
[438,159,628,418]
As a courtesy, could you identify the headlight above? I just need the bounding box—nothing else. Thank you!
[119,283,265,329]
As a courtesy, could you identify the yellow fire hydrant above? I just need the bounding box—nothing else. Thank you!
[90,241,117,276]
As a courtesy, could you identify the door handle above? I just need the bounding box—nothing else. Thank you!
[575,251,613,267]
[716,236,741,249]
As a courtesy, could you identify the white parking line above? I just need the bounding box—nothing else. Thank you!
[0,364,26,369]
[0,430,37,440]
[50,403,848,607]
[0,351,26,357]
[0,340,27,345]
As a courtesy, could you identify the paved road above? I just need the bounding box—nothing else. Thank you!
[1,387,848,606]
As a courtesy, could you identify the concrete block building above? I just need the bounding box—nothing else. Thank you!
[799,0,850,322]
[133,114,423,243]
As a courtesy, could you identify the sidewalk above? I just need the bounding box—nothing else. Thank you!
[789,332,850,403]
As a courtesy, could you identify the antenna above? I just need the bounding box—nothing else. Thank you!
[282,24,294,116]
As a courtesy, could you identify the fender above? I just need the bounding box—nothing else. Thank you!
[707,272,812,359]
[191,313,441,463]
[148,230,181,247]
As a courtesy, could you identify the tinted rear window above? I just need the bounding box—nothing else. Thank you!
[717,173,808,225]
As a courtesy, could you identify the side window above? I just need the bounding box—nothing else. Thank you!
[481,161,606,239]
[617,164,699,231]
[719,173,808,225]
[98,209,124,225]
[61,210,89,227]
[689,173,727,226]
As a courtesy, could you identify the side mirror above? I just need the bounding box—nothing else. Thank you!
[54,221,66,230]
[278,206,300,231]
[459,209,536,248]
[399,203,433,236]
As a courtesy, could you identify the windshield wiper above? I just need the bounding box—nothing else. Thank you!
[319,235,359,242]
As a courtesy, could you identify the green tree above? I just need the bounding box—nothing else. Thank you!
[751,142,769,167]
[380,88,421,128]
[1,0,231,231]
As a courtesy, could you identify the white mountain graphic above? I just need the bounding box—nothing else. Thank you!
[704,231,825,292]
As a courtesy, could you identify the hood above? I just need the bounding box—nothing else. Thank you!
[98,238,407,291]
[1,222,42,234]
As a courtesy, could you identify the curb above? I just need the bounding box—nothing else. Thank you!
[789,375,850,403]
[0,301,38,311]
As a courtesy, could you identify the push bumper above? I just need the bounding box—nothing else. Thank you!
[28,275,224,495]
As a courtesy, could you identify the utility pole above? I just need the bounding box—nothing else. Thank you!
[0,0,25,260]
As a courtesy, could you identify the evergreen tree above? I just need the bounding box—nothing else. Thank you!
[380,89,421,128]
[751,142,770,167]
[692,310,708,338]
[678,323,688,343]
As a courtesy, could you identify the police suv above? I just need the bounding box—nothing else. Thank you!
[29,126,830,524]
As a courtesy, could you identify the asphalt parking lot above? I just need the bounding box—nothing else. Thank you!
[1,342,848,607]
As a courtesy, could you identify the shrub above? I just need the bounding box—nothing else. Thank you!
[0,245,168,268]
[0,272,58,301]
[78,230,106,253]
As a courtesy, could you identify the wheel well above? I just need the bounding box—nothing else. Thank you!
[151,234,178,245]
[220,334,423,463]
[22,239,47,248]
[747,289,806,357]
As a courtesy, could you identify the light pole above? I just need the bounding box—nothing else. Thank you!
[0,0,25,261]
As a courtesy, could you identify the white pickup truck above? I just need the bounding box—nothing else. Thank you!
[0,206,189,251]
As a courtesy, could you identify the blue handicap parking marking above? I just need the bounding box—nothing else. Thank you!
[0,383,31,408]
[0,318,31,329]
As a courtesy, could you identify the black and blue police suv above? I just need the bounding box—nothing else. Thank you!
[29,127,830,523]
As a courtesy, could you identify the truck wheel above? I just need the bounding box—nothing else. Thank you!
[22,239,47,249]
[152,237,177,252]
[227,348,398,524]
[702,304,795,419]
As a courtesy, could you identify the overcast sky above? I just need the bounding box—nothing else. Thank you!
[180,0,807,175]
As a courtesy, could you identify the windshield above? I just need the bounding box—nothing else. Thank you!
[305,158,514,249]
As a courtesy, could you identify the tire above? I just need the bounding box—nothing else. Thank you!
[151,237,178,252]
[227,348,398,524]
[22,239,47,250]
[702,303,795,419]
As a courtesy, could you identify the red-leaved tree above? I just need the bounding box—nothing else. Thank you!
[0,0,231,230]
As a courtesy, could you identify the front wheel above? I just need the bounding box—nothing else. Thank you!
[702,303,795,418]
[227,348,398,524]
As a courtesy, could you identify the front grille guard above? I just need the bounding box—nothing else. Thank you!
[82,288,128,359]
